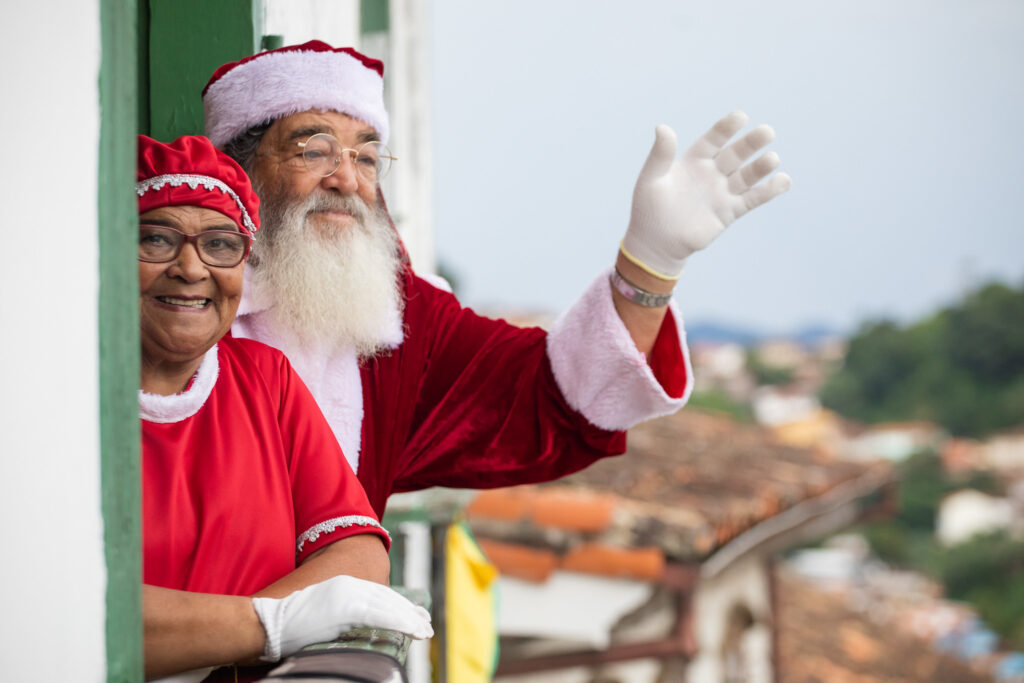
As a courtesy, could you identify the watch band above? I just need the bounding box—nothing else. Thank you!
[609,268,674,307]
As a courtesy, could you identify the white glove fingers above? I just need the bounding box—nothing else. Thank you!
[351,582,434,638]
[638,124,678,180]
[688,110,749,159]
[727,151,781,195]
[715,124,775,176]
[359,601,434,639]
[737,172,792,217]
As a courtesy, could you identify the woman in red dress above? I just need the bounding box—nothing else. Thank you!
[136,135,431,682]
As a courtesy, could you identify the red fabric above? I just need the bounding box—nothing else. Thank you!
[137,134,260,235]
[353,271,628,518]
[649,308,688,399]
[142,336,387,597]
[202,41,384,96]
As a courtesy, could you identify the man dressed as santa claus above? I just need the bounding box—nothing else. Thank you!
[202,41,791,518]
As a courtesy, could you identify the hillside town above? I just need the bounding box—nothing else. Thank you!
[430,318,1024,682]
[691,332,1024,682]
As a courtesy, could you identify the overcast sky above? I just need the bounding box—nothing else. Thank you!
[428,0,1024,335]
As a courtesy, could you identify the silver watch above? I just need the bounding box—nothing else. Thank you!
[609,269,673,307]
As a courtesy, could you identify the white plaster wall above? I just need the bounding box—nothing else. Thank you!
[495,665,593,683]
[382,0,437,275]
[0,1,106,680]
[263,0,361,47]
[496,572,654,648]
[495,659,664,683]
[688,555,773,683]
[937,489,1014,547]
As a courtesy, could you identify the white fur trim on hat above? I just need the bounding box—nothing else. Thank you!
[545,268,692,431]
[204,48,389,147]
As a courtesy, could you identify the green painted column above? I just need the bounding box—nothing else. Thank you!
[146,0,262,141]
[360,0,389,34]
[99,0,142,680]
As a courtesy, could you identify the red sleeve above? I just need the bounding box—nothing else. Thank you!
[384,275,626,495]
[275,353,391,562]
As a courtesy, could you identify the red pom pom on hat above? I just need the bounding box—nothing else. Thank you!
[137,134,260,235]
[202,40,389,148]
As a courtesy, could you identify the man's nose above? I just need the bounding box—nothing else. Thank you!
[320,153,360,194]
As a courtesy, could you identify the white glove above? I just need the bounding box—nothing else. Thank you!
[621,111,792,280]
[251,575,434,662]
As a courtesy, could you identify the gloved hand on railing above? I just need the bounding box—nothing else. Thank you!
[252,575,434,662]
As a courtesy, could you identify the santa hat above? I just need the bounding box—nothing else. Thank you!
[202,40,389,148]
[137,134,260,236]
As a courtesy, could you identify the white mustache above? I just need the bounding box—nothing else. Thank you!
[303,192,370,221]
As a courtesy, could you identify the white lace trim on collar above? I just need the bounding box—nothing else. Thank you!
[139,345,220,423]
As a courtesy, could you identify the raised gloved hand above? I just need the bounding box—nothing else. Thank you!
[251,575,434,662]
[621,111,792,280]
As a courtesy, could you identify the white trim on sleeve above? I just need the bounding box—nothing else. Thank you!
[545,267,692,431]
[296,515,391,554]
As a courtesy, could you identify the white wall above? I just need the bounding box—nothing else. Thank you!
[496,572,654,648]
[688,555,773,683]
[381,0,437,275]
[0,2,107,680]
[263,0,361,48]
[937,489,1014,547]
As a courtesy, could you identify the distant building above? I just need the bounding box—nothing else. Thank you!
[691,342,756,401]
[752,385,821,426]
[843,421,946,462]
[936,489,1015,547]
[752,339,808,371]
[980,429,1024,475]
[943,437,986,477]
[775,569,993,683]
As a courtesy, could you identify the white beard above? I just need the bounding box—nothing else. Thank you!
[247,189,404,359]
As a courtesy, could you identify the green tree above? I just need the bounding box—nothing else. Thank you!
[687,389,754,422]
[820,279,1024,437]
[940,532,1024,649]
[897,451,950,532]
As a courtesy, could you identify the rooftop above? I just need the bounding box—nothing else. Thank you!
[468,409,891,577]
[775,568,993,683]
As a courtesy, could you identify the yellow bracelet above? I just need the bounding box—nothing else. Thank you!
[618,241,682,282]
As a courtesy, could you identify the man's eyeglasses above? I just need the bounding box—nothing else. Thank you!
[138,224,252,268]
[296,133,396,182]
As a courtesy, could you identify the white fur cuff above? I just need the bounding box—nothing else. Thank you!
[546,268,692,431]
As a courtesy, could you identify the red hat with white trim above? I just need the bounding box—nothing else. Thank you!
[202,40,389,148]
[137,134,261,236]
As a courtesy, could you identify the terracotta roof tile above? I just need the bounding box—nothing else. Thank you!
[561,543,664,581]
[465,487,534,522]
[475,538,558,583]
[527,488,617,533]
